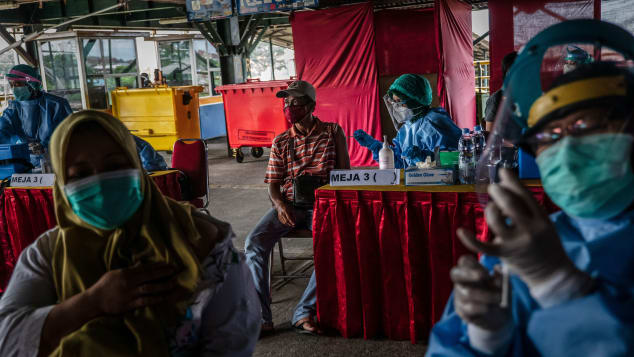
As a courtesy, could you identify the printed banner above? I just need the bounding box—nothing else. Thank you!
[186,0,233,21]
[238,0,318,16]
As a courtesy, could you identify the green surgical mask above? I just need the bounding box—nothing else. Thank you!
[64,169,144,230]
[12,86,32,101]
[536,133,634,220]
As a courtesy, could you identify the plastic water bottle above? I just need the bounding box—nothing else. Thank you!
[379,135,395,169]
[458,128,474,184]
[472,125,486,164]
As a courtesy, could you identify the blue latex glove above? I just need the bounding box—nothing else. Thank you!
[402,145,428,163]
[353,129,379,148]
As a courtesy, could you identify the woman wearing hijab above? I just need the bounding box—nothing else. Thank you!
[0,110,260,356]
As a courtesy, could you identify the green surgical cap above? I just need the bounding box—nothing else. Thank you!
[388,74,432,107]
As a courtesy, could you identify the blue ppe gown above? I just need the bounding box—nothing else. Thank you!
[0,92,72,168]
[369,108,461,168]
[0,92,72,147]
[426,209,634,356]
[132,135,168,172]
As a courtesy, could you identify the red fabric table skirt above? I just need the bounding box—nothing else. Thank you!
[312,185,557,343]
[0,170,182,292]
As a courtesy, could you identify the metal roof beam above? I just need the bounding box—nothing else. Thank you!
[0,24,35,65]
[0,1,124,57]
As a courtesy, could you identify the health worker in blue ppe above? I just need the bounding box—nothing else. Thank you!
[353,74,461,168]
[0,64,72,164]
[132,135,168,172]
[426,20,634,357]
[0,64,166,171]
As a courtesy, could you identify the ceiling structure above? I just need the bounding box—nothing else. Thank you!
[0,0,487,51]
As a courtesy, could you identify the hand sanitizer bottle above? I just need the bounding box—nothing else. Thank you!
[379,135,395,169]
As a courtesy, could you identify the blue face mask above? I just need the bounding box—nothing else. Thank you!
[64,169,144,230]
[12,86,32,101]
[536,133,634,220]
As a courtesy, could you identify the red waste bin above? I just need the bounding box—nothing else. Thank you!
[216,79,293,163]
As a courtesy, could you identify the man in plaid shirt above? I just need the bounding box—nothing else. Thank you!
[244,80,350,337]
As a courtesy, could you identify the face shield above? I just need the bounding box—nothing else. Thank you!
[383,94,416,128]
[556,45,594,74]
[476,19,634,220]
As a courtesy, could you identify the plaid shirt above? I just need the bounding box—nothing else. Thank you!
[265,117,340,202]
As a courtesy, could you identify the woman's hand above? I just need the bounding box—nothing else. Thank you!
[451,255,510,331]
[39,263,186,356]
[87,263,183,315]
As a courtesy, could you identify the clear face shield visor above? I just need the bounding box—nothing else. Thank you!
[383,94,422,129]
[477,40,634,201]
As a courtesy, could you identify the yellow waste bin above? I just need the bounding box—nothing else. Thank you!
[111,85,204,151]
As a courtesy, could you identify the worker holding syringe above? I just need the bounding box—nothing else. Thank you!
[426,20,634,356]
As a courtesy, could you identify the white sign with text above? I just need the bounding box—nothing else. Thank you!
[10,174,56,187]
[330,169,400,186]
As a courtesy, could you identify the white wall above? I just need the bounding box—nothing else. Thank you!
[136,37,158,78]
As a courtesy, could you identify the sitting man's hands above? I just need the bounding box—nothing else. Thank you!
[451,255,510,331]
[87,262,186,315]
[275,201,296,227]
[353,129,378,148]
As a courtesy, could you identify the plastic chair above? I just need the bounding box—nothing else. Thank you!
[171,139,209,209]
[268,228,314,292]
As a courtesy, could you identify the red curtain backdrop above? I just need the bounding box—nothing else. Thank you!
[435,0,475,130]
[489,0,598,93]
[291,3,381,167]
[374,9,439,75]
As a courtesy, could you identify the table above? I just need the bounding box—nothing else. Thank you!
[0,170,183,292]
[312,181,558,343]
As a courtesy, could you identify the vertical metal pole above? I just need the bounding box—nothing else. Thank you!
[37,41,48,91]
[217,17,246,156]
[269,36,275,81]
[75,36,88,110]
[191,39,198,85]
[218,17,245,85]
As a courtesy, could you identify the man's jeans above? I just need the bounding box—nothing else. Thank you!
[244,206,316,325]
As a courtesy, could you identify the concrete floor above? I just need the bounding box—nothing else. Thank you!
[190,137,427,356]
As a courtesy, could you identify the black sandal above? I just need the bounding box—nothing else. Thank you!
[294,320,320,336]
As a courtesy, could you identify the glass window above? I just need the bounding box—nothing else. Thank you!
[83,39,104,75]
[193,40,222,97]
[109,39,137,74]
[0,42,17,97]
[41,39,82,110]
[159,40,192,86]
[194,40,208,73]
[211,71,222,96]
[82,38,138,109]
[249,41,273,81]
[272,44,295,80]
[208,43,220,69]
[194,39,209,96]
[248,41,296,81]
